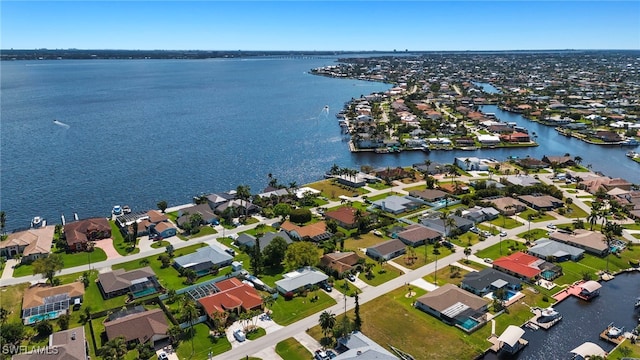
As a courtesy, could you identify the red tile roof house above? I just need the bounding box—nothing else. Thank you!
[104,308,169,347]
[500,132,530,143]
[198,278,263,318]
[63,217,111,252]
[324,207,368,230]
[320,251,362,278]
[280,220,331,242]
[493,252,562,282]
[397,224,442,247]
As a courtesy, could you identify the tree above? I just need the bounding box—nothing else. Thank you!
[464,247,472,263]
[157,200,168,213]
[0,307,8,324]
[0,211,5,237]
[353,292,362,331]
[130,221,138,243]
[99,336,127,360]
[433,245,441,284]
[262,293,275,315]
[168,325,183,345]
[33,254,64,286]
[183,269,197,284]
[284,241,319,271]
[35,320,53,337]
[189,212,203,231]
[273,203,292,220]
[137,343,156,360]
[159,253,171,268]
[603,221,622,274]
[588,201,602,231]
[289,208,312,224]
[236,184,252,220]
[319,311,336,345]
[0,321,25,345]
[526,214,534,241]
[249,237,263,276]
[181,297,200,356]
[263,236,289,268]
[57,314,70,330]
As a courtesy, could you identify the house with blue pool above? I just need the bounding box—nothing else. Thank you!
[415,283,489,333]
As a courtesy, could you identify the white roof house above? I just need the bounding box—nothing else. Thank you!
[275,268,328,294]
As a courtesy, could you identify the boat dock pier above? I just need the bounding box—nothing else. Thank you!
[528,307,562,330]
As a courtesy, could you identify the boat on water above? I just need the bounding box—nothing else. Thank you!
[627,151,638,158]
[31,216,45,228]
[537,307,562,323]
[634,297,640,308]
[112,205,123,216]
[620,138,639,146]
[525,322,539,331]
[606,323,624,338]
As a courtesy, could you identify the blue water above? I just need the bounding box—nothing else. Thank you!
[2,59,639,230]
[473,82,502,94]
[460,318,480,330]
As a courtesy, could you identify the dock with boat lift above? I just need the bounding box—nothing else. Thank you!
[599,323,629,345]
[527,307,562,330]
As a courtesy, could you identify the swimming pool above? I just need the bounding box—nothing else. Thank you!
[459,318,480,330]
[26,311,62,325]
[541,270,556,280]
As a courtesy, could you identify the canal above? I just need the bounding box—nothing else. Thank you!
[483,272,640,359]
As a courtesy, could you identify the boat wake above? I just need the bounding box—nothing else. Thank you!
[53,119,70,129]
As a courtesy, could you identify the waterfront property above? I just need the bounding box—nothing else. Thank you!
[22,282,84,325]
[63,217,111,251]
[577,280,602,300]
[173,244,233,276]
[280,220,331,242]
[324,206,368,229]
[414,283,489,333]
[496,325,527,355]
[177,203,219,227]
[527,238,584,262]
[493,251,562,281]
[365,239,406,261]
[460,268,522,297]
[504,175,540,187]
[570,342,607,360]
[104,307,169,346]
[454,157,491,171]
[275,267,328,294]
[97,266,161,299]
[549,230,609,256]
[12,326,88,360]
[197,278,263,317]
[0,225,54,263]
[334,331,397,360]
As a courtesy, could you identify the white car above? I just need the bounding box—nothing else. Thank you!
[499,231,507,237]
[546,224,556,229]
[483,258,493,264]
[373,230,383,237]
[233,329,246,342]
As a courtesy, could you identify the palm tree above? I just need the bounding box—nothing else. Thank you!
[464,158,472,171]
[574,156,583,166]
[330,164,340,175]
[288,181,298,193]
[464,247,471,263]
[445,217,457,240]
[236,184,251,220]
[424,159,432,176]
[527,214,534,241]
[433,245,441,284]
[603,221,622,274]
[99,336,127,360]
[261,294,275,315]
[587,202,602,231]
[181,297,199,356]
[319,311,337,344]
[440,211,449,237]
[503,204,515,228]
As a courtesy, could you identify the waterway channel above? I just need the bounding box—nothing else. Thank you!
[482,272,640,359]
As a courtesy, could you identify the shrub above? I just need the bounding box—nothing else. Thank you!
[629,259,639,268]
[284,292,294,301]
[289,209,312,224]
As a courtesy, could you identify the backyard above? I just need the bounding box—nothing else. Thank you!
[12,246,108,277]
[175,323,231,360]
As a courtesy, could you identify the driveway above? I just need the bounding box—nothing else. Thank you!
[227,312,283,349]
[94,239,121,260]
[156,346,178,360]
[1,259,18,280]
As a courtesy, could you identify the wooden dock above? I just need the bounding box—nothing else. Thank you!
[600,326,626,345]
[528,308,562,330]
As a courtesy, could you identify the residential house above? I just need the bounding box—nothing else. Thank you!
[97,267,161,299]
[12,326,88,360]
[173,245,233,275]
[549,230,609,256]
[420,215,474,236]
[198,278,263,317]
[206,191,236,209]
[334,331,397,360]
[397,224,442,247]
[517,195,564,211]
[542,155,576,167]
[488,197,527,215]
[372,195,420,214]
[22,282,84,325]
[320,252,362,277]
[477,134,501,145]
[280,220,331,242]
[235,231,292,252]
[580,177,633,195]
[0,226,54,262]
[454,157,489,171]
[412,162,447,175]
[104,308,169,346]
[150,221,177,238]
[503,175,540,187]
[216,199,261,216]
[414,283,489,333]
[336,174,367,188]
[408,189,449,203]
[324,207,368,230]
[177,203,219,228]
[500,132,530,143]
[516,157,548,169]
[374,167,411,182]
[493,252,561,281]
[63,217,111,252]
[462,207,500,223]
[275,267,329,294]
[461,268,522,297]
[527,239,584,262]
[365,239,406,261]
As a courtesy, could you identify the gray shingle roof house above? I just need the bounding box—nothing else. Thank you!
[408,189,449,202]
[13,326,88,360]
[518,195,564,211]
[420,215,474,236]
[460,268,522,296]
[173,245,233,275]
[235,231,293,252]
[372,195,420,214]
[365,239,406,261]
[177,203,219,227]
[415,283,489,333]
[397,224,442,247]
[528,238,585,261]
[97,267,160,299]
[334,331,397,360]
[549,230,608,256]
[462,206,500,223]
[275,267,328,294]
[104,308,169,346]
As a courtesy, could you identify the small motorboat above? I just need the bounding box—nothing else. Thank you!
[31,216,44,228]
[607,324,624,338]
[537,307,562,324]
[635,297,640,308]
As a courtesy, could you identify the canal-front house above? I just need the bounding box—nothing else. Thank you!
[415,284,488,333]
[517,194,564,211]
[460,268,522,297]
[0,225,54,263]
[549,230,609,257]
[365,239,406,261]
[97,267,161,299]
[63,217,111,252]
[22,282,84,325]
[493,252,562,282]
[527,239,584,262]
[577,280,602,300]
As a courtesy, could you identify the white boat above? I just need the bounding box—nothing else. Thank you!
[606,323,624,338]
[634,297,640,308]
[112,205,123,216]
[627,151,638,157]
[31,216,44,228]
[537,307,562,323]
[525,322,539,331]
[621,138,639,146]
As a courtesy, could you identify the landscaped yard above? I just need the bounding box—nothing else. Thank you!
[560,203,589,218]
[343,233,389,257]
[110,220,140,256]
[518,209,556,222]
[307,180,368,200]
[189,226,218,238]
[475,240,528,261]
[517,228,549,241]
[400,244,455,271]
[332,278,361,296]
[270,291,336,326]
[13,247,108,277]
[423,264,471,286]
[275,338,312,360]
[489,215,523,229]
[358,262,402,286]
[175,323,231,360]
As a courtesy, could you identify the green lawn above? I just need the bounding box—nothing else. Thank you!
[275,338,312,360]
[400,244,455,270]
[518,209,555,222]
[189,226,218,238]
[270,291,336,326]
[240,225,277,237]
[423,265,471,287]
[367,192,403,202]
[111,243,210,289]
[13,247,108,277]
[307,179,368,200]
[489,215,523,229]
[176,323,231,360]
[332,279,361,296]
[151,240,171,249]
[246,327,266,340]
[477,224,500,235]
[475,240,528,260]
[562,203,589,218]
[517,228,549,241]
[110,220,140,256]
[358,262,402,286]
[367,182,393,190]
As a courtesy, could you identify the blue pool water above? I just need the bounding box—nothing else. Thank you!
[541,270,556,280]
[27,311,61,325]
[460,318,479,330]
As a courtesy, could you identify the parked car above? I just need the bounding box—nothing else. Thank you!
[315,350,329,360]
[470,227,480,234]
[320,282,332,292]
[442,241,454,249]
[373,230,383,237]
[547,224,557,229]
[482,230,492,237]
[499,231,507,237]
[346,273,356,282]
[225,248,236,256]
[158,352,169,360]
[326,350,337,359]
[233,329,246,342]
[484,258,493,264]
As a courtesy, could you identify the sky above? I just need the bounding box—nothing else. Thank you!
[1,1,639,51]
